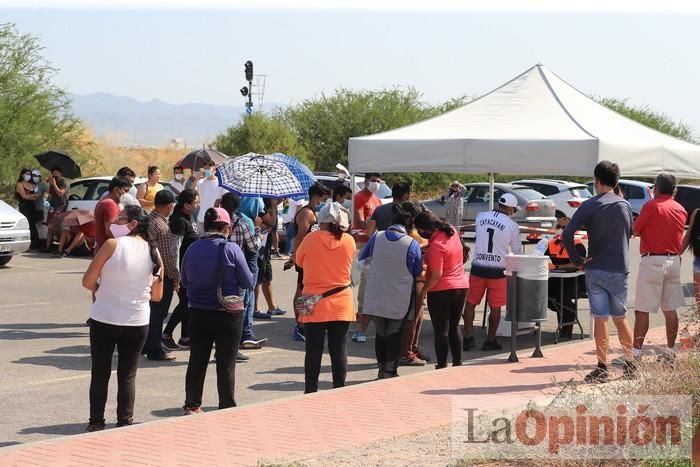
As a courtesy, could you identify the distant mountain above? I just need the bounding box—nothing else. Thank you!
[69,93,251,147]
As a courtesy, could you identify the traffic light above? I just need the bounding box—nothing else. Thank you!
[244,60,253,81]
[240,86,249,97]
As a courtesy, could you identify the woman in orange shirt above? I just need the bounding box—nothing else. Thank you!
[295,202,356,394]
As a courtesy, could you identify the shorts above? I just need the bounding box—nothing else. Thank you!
[257,256,272,285]
[585,269,628,318]
[467,275,506,308]
[694,257,700,275]
[635,256,685,312]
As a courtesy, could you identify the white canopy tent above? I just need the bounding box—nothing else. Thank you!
[348,64,700,179]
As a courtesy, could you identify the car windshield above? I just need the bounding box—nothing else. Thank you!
[569,186,592,198]
[512,187,547,200]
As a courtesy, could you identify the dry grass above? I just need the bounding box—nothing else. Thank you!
[82,136,186,178]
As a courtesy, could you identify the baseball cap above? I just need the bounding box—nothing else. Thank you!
[31,169,41,176]
[211,207,231,226]
[154,189,175,206]
[498,193,519,210]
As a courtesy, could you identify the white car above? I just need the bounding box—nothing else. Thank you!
[0,200,31,266]
[511,179,592,219]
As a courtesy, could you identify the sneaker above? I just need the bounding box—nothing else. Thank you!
[399,353,426,366]
[482,340,502,351]
[86,421,105,432]
[415,351,431,362]
[267,308,287,316]
[253,311,272,320]
[162,335,179,351]
[463,336,476,351]
[622,360,638,380]
[177,338,190,350]
[236,351,249,362]
[353,331,367,343]
[240,338,268,349]
[183,406,204,415]
[584,365,609,384]
[293,327,305,342]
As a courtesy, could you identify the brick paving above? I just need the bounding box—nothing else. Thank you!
[0,327,670,466]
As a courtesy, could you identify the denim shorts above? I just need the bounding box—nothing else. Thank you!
[585,269,628,318]
[694,257,700,275]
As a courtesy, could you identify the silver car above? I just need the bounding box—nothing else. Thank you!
[0,200,31,266]
[422,183,557,237]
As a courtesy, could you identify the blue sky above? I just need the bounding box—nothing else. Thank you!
[4,7,700,132]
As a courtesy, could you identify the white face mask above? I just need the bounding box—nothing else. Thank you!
[367,182,379,193]
[174,173,184,181]
[109,223,132,238]
[342,199,352,210]
[23,174,31,182]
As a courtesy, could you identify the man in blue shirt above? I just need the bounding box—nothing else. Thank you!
[562,161,635,383]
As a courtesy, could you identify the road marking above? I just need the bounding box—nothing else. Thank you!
[28,371,114,386]
[0,302,50,308]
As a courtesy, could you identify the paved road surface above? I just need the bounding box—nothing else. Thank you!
[0,238,694,447]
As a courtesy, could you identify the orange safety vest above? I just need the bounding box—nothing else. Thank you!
[548,236,583,260]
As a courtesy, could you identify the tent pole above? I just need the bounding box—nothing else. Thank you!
[488,172,495,211]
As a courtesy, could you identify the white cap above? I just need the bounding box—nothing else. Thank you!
[498,193,519,210]
[317,201,350,231]
[31,169,41,176]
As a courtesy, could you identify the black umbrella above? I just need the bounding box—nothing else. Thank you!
[34,150,82,179]
[176,148,229,171]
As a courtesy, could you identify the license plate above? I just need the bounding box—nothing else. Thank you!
[0,245,10,253]
[541,222,552,227]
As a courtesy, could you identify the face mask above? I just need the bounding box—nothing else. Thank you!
[32,176,40,183]
[367,182,379,193]
[204,170,212,178]
[23,174,31,182]
[110,223,132,238]
[174,173,184,181]
[316,201,326,212]
[342,199,352,210]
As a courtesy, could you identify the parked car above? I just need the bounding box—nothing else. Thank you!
[422,183,557,238]
[674,185,700,223]
[511,179,592,219]
[585,179,653,218]
[38,177,171,240]
[0,200,31,266]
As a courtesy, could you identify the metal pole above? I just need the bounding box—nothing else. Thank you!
[508,271,519,363]
[488,172,495,211]
[532,322,544,358]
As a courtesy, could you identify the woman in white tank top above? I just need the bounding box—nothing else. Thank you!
[82,205,163,432]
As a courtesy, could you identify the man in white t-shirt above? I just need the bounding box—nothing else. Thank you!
[196,160,226,234]
[463,193,523,351]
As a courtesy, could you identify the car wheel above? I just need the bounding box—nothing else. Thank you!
[0,256,12,267]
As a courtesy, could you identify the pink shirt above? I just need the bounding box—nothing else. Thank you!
[425,228,469,292]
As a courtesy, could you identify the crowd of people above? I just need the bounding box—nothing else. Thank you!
[16,160,699,432]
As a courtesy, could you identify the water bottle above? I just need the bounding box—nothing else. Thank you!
[533,235,552,256]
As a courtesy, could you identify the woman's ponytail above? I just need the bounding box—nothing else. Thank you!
[124,205,161,276]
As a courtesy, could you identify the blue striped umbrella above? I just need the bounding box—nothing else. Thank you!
[269,153,316,200]
[216,152,305,199]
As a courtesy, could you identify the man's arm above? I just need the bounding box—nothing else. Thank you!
[291,209,312,258]
[510,224,523,254]
[358,234,376,262]
[682,209,698,253]
[562,205,589,266]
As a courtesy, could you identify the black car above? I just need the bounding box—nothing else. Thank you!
[675,185,700,223]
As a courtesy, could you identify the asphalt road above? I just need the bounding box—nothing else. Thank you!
[0,239,695,447]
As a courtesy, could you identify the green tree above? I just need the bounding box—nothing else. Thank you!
[597,97,696,143]
[0,23,86,198]
[214,112,309,166]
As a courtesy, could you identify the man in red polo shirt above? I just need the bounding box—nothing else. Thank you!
[632,172,687,362]
[94,177,133,253]
[352,172,382,343]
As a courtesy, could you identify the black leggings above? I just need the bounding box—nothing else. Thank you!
[164,285,189,340]
[89,320,148,425]
[428,288,467,369]
[185,308,244,410]
[18,203,40,249]
[372,316,405,374]
[304,321,350,394]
